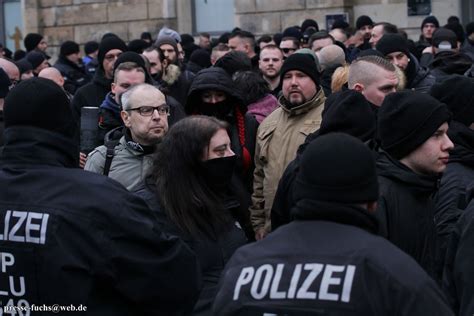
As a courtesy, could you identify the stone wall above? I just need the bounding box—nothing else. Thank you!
[233,0,460,41]
[24,0,178,59]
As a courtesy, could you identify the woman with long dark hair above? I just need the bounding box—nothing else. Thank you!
[135,115,249,315]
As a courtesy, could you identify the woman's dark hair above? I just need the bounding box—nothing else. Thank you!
[152,116,232,238]
[233,71,270,105]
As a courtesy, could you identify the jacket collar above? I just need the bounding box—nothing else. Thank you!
[278,88,324,117]
[1,126,79,168]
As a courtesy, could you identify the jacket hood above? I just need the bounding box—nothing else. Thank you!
[377,151,439,195]
[430,51,473,75]
[447,121,474,167]
[185,67,243,113]
[1,126,79,168]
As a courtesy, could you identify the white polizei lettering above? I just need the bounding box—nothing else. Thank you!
[25,212,42,244]
[9,211,27,243]
[319,264,344,301]
[40,213,49,244]
[269,264,286,299]
[341,265,356,303]
[3,210,11,240]
[250,264,273,300]
[287,263,302,299]
[233,267,255,300]
[0,252,15,273]
[296,264,323,299]
[9,276,25,297]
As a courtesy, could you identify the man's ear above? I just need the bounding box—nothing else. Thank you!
[120,110,131,127]
[352,83,364,93]
[111,82,117,95]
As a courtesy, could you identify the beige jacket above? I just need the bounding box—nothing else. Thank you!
[250,89,325,232]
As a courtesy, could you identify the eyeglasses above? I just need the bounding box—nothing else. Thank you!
[127,105,170,116]
[281,48,296,54]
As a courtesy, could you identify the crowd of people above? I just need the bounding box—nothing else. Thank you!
[0,11,473,315]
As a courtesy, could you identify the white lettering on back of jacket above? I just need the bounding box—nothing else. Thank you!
[233,263,356,302]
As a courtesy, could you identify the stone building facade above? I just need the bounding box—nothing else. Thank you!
[7,0,470,58]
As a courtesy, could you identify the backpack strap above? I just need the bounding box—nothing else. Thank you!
[102,126,124,176]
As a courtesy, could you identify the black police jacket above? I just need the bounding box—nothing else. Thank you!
[0,126,201,315]
[213,199,453,315]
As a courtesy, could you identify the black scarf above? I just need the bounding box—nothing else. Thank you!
[448,121,474,167]
[124,128,156,155]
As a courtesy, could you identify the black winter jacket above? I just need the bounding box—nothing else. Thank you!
[135,182,248,316]
[430,51,473,83]
[53,56,90,95]
[72,67,112,121]
[0,126,201,315]
[214,199,453,315]
[436,122,474,266]
[443,188,474,316]
[376,151,440,280]
[405,54,435,93]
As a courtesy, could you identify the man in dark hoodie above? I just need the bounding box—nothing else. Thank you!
[430,75,474,270]
[415,16,439,59]
[426,28,472,82]
[376,90,453,281]
[54,40,90,95]
[376,33,435,93]
[214,133,453,316]
[72,35,127,120]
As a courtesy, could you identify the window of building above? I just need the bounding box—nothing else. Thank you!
[0,0,23,52]
[193,0,235,34]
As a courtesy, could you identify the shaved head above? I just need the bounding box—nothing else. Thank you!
[39,67,64,88]
[0,58,20,81]
[318,45,345,70]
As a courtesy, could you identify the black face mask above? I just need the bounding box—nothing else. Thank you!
[199,100,234,120]
[200,155,236,192]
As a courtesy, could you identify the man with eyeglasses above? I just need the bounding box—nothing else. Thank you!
[85,83,169,191]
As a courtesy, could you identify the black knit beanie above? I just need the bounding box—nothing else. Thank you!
[430,75,474,126]
[301,19,319,33]
[214,50,252,76]
[84,41,99,55]
[421,16,440,29]
[26,51,46,69]
[280,53,320,86]
[283,27,302,41]
[98,35,127,67]
[356,15,374,30]
[15,59,33,75]
[4,77,75,138]
[190,49,211,68]
[0,68,11,99]
[60,41,80,57]
[127,39,150,54]
[376,34,410,56]
[378,90,451,159]
[294,133,379,203]
[113,51,152,84]
[24,33,43,52]
[320,90,376,142]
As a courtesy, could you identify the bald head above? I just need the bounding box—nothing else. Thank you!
[329,28,347,43]
[38,67,64,88]
[0,58,20,82]
[318,45,345,71]
[121,83,166,111]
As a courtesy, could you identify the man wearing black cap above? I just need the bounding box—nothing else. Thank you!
[250,53,325,240]
[377,90,453,281]
[427,28,473,82]
[72,35,127,119]
[23,32,50,59]
[25,51,49,76]
[355,15,374,50]
[83,40,99,77]
[376,33,435,93]
[0,77,201,314]
[416,16,439,58]
[54,40,90,95]
[215,133,453,316]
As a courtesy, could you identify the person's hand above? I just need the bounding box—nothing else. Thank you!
[255,228,267,241]
[79,152,87,169]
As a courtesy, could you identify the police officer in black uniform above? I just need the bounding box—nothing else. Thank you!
[213,133,453,316]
